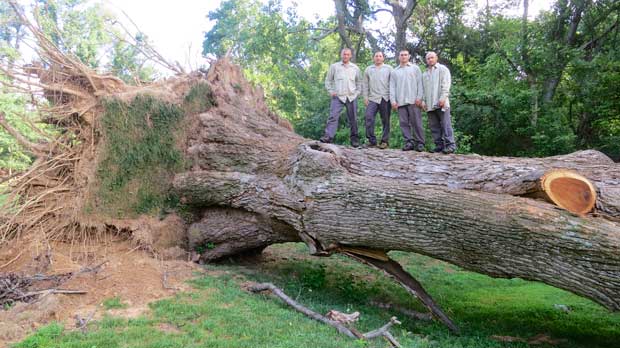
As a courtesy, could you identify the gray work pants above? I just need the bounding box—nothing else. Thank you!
[365,99,391,145]
[428,108,455,150]
[397,104,424,145]
[324,97,359,143]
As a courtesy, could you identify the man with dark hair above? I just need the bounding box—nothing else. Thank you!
[422,51,456,154]
[389,50,425,151]
[321,48,362,148]
[363,51,392,149]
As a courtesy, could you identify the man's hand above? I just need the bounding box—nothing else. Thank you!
[415,99,422,107]
[391,102,398,110]
[364,98,369,106]
[331,92,337,97]
[438,99,445,108]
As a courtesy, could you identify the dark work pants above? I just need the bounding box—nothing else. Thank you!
[427,108,455,150]
[397,104,424,145]
[365,99,391,145]
[324,97,359,143]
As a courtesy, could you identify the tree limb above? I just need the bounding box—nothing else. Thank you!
[249,282,402,346]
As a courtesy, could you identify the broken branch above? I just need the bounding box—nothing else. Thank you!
[248,282,402,347]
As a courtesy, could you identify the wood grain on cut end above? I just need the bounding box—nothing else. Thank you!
[540,170,597,215]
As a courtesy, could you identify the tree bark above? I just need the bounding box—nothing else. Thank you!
[386,0,417,53]
[173,59,620,311]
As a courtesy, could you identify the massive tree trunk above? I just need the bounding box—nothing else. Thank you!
[175,59,620,312]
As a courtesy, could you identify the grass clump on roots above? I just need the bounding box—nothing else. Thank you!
[94,94,186,218]
[183,82,216,114]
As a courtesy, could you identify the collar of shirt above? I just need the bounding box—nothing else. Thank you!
[396,62,412,69]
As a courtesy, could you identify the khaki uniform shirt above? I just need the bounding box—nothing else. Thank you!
[363,64,392,104]
[325,61,362,103]
[422,62,451,111]
[389,62,423,107]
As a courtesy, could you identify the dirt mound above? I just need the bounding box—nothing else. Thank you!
[0,237,201,347]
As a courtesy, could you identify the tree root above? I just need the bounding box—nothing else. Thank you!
[248,282,403,347]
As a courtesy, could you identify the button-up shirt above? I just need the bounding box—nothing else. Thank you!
[389,62,423,107]
[363,64,392,104]
[422,62,451,111]
[325,61,362,103]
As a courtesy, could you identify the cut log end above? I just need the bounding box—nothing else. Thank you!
[540,170,597,215]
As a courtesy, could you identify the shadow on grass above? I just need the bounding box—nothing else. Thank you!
[209,243,620,348]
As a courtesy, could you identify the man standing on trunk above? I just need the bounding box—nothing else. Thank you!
[389,50,425,151]
[321,48,362,148]
[422,51,456,154]
[363,51,392,149]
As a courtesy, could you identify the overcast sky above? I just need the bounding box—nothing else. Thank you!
[100,0,552,71]
[102,0,335,71]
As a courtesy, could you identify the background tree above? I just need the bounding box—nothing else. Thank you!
[202,0,620,160]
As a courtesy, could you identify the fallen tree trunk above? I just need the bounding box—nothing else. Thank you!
[175,59,620,311]
[2,10,619,316]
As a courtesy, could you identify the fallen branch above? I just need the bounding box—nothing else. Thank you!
[74,309,97,333]
[369,300,433,321]
[18,288,87,299]
[248,282,402,347]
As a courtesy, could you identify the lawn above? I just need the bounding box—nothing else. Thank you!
[14,243,620,348]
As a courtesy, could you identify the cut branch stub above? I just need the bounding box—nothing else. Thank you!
[538,169,597,215]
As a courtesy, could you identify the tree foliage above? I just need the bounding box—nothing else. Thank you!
[203,0,620,159]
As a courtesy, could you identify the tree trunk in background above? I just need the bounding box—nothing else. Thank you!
[175,59,620,311]
[386,0,417,52]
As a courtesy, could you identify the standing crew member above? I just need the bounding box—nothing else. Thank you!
[363,51,393,149]
[320,48,362,148]
[389,50,425,151]
[422,51,456,154]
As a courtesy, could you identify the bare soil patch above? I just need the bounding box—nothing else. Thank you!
[0,236,200,347]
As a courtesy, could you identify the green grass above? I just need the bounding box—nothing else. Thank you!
[102,296,127,310]
[93,94,185,217]
[183,82,216,115]
[14,243,620,348]
[92,83,215,218]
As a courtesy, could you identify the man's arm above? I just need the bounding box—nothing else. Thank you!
[325,64,335,95]
[389,70,398,109]
[439,65,451,103]
[362,67,370,103]
[355,67,363,99]
[415,65,424,103]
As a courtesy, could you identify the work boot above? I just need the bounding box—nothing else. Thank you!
[432,146,444,153]
[378,142,389,149]
[319,135,333,143]
[415,143,426,152]
[442,146,456,154]
[351,140,360,148]
[402,142,415,151]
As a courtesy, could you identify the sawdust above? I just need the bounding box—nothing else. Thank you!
[0,237,201,347]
